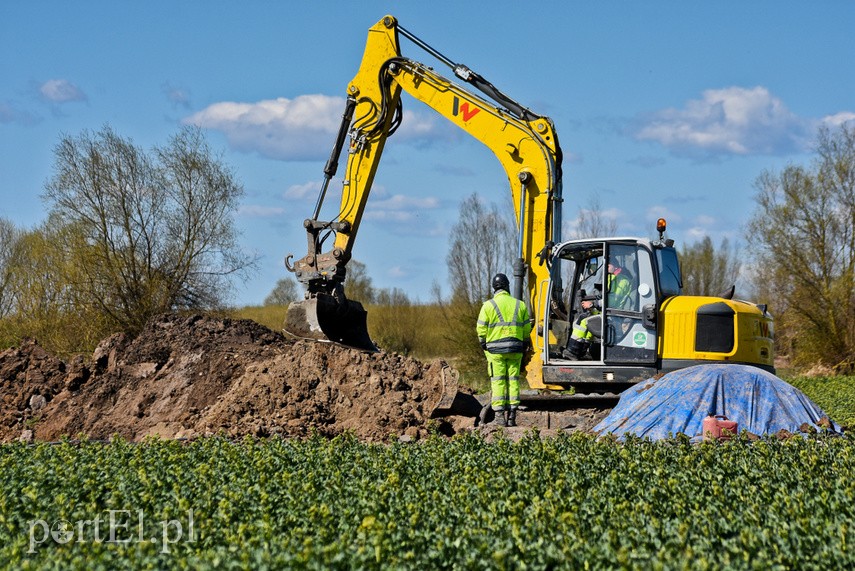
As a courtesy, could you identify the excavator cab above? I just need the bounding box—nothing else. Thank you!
[541,237,667,390]
[540,229,774,393]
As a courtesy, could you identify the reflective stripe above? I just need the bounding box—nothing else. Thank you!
[488,298,527,327]
[486,338,525,353]
[571,312,598,341]
[477,291,532,351]
[487,339,522,411]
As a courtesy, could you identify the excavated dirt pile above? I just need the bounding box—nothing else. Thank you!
[0,313,478,443]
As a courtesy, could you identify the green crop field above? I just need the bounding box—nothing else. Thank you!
[789,375,855,428]
[2,431,854,569]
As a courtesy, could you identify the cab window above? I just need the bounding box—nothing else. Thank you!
[655,247,682,298]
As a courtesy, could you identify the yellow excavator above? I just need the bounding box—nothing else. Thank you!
[285,15,775,414]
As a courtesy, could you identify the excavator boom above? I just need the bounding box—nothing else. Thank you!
[285,15,563,383]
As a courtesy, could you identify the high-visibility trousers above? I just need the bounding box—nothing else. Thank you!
[571,315,594,342]
[486,352,522,411]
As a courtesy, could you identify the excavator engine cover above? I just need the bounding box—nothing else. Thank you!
[285,293,377,352]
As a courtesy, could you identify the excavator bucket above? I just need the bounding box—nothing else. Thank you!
[427,362,483,420]
[284,293,377,352]
[430,363,461,417]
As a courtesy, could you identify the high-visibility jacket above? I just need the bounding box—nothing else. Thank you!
[608,271,632,308]
[476,290,532,354]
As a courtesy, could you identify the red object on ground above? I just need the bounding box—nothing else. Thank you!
[702,415,738,440]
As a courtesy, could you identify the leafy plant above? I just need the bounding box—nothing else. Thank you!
[3,433,854,569]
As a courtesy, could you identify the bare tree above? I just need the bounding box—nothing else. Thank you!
[264,277,299,306]
[747,123,855,372]
[679,236,741,297]
[566,196,619,239]
[343,259,376,304]
[446,193,516,304]
[375,287,410,306]
[43,125,256,333]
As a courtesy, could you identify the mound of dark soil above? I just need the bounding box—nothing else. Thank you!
[0,313,476,443]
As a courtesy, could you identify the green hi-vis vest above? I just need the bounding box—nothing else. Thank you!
[608,272,632,308]
[476,290,533,354]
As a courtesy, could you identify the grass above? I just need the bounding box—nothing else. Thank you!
[230,304,288,333]
[232,302,492,393]
[230,305,855,420]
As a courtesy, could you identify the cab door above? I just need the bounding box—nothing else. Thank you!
[600,243,658,365]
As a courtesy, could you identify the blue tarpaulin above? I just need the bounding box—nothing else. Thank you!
[593,364,840,440]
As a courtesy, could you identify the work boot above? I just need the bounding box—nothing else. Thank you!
[507,409,517,427]
[563,338,588,360]
[493,410,507,427]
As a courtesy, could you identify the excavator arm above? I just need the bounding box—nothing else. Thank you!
[286,15,563,387]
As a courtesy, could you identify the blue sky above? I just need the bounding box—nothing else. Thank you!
[2,1,853,306]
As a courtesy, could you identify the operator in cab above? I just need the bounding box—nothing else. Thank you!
[476,273,532,427]
[564,262,632,360]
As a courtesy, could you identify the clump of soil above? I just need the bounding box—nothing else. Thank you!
[0,313,477,443]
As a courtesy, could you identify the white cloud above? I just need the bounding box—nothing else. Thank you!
[694,214,716,227]
[239,205,286,217]
[0,101,40,125]
[387,266,409,279]
[39,79,86,103]
[635,86,810,157]
[682,215,718,241]
[820,112,855,128]
[184,95,340,161]
[396,108,441,140]
[185,94,443,161]
[646,206,682,225]
[284,181,320,200]
[685,226,709,241]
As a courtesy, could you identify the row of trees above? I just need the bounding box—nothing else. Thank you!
[2,122,851,372]
[748,125,854,372]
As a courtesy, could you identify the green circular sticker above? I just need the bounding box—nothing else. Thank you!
[633,331,647,347]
